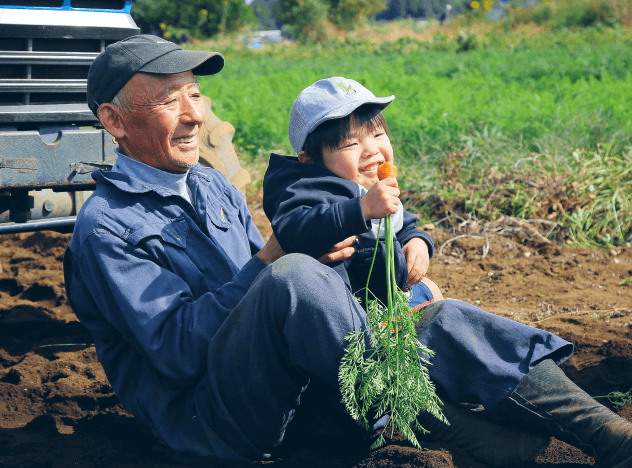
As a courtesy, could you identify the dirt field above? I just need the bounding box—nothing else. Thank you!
[1,207,632,468]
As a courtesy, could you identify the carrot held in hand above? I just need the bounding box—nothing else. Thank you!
[377,161,397,180]
[339,160,446,451]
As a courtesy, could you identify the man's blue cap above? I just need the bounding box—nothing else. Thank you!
[87,34,224,118]
[289,77,394,154]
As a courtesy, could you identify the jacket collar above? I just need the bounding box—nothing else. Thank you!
[94,148,195,200]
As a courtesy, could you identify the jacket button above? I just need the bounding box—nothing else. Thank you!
[220,207,226,222]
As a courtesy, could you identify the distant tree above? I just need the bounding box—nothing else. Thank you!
[132,0,257,38]
[327,0,387,26]
[277,0,387,37]
[276,0,330,43]
[251,0,283,29]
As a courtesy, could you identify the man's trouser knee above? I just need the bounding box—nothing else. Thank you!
[191,254,366,460]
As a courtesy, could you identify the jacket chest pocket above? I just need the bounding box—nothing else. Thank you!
[206,188,244,232]
[125,217,189,249]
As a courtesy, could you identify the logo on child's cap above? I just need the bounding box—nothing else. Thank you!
[335,82,356,95]
[289,76,394,155]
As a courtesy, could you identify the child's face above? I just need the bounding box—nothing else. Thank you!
[321,125,393,189]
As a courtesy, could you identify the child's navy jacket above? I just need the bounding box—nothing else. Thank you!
[263,153,435,303]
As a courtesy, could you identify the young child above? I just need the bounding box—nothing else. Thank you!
[263,76,443,309]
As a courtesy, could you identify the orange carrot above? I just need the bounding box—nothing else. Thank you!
[377,162,397,180]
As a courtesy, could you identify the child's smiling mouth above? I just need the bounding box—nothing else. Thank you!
[360,161,383,175]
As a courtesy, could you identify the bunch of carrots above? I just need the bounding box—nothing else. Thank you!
[338,162,447,450]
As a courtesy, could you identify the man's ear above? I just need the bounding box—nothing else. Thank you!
[97,103,126,141]
[298,151,313,164]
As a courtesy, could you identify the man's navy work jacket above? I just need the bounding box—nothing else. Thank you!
[262,153,435,304]
[63,164,266,457]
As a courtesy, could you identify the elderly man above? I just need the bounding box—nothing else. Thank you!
[64,35,632,467]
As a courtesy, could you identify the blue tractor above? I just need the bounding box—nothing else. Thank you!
[0,1,139,234]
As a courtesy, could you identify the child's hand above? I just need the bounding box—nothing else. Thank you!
[361,178,400,221]
[402,238,430,288]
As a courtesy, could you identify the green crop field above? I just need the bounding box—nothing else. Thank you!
[201,42,632,165]
[197,33,632,249]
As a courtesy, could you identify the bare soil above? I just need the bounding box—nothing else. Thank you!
[1,210,632,468]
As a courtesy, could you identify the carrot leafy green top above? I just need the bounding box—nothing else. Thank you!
[339,159,445,450]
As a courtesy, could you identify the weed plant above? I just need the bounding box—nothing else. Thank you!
[594,388,632,407]
[406,146,632,249]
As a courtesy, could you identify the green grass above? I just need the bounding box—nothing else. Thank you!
[197,34,632,248]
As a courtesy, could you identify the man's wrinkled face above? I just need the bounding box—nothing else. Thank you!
[118,71,205,173]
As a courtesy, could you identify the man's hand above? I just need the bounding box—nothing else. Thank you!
[257,234,356,265]
[256,233,286,265]
[402,237,430,288]
[361,178,400,221]
[318,236,358,264]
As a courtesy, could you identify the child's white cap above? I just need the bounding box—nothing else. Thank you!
[289,77,395,154]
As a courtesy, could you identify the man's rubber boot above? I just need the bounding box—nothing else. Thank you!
[417,400,549,467]
[504,358,632,468]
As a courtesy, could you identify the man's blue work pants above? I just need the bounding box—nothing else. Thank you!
[163,254,572,466]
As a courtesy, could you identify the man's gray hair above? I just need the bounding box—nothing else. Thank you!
[110,86,131,114]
